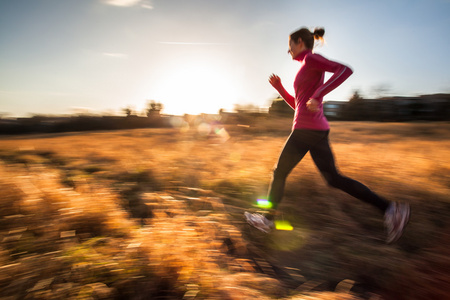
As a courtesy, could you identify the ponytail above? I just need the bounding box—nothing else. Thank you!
[290,27,325,49]
[313,28,325,40]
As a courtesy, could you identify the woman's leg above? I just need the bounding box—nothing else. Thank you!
[247,130,315,231]
[310,133,390,213]
[267,130,324,214]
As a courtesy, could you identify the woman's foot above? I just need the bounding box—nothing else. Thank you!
[244,212,274,233]
[385,202,410,244]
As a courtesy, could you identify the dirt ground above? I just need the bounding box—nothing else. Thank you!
[1,120,449,299]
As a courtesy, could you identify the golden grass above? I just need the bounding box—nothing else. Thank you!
[0,120,449,299]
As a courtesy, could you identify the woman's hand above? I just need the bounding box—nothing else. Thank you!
[307,98,320,112]
[268,73,296,109]
[268,74,282,90]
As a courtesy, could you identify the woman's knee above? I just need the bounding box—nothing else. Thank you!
[323,172,344,188]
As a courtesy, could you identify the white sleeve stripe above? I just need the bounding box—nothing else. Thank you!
[315,66,348,96]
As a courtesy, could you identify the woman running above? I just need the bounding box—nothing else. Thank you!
[245,27,410,243]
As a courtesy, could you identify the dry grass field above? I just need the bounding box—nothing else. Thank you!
[0,118,449,299]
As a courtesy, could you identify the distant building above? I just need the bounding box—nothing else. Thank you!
[323,101,346,119]
[270,94,450,121]
[323,94,450,121]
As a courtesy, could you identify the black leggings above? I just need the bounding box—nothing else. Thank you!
[267,129,389,213]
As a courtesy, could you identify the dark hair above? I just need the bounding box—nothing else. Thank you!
[290,27,325,49]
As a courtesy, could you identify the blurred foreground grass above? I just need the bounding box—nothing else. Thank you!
[0,119,449,299]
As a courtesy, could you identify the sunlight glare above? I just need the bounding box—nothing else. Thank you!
[153,60,241,115]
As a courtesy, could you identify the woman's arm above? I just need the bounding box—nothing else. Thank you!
[269,74,296,110]
[309,55,353,101]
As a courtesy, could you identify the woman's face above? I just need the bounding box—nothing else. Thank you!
[288,36,305,59]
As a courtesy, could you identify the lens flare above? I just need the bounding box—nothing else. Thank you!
[256,199,273,209]
[275,220,293,231]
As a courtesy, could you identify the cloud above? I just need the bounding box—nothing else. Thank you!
[101,0,141,7]
[102,52,129,59]
[141,3,154,9]
[158,41,229,46]
[101,0,153,8]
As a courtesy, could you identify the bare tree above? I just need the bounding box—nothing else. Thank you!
[146,101,163,117]
[349,90,363,101]
[123,107,133,117]
[372,83,391,99]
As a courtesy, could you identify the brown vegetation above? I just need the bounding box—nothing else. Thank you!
[0,119,449,299]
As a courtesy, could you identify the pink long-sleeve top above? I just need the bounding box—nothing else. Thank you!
[276,49,353,130]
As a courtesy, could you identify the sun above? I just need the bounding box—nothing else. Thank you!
[151,59,241,115]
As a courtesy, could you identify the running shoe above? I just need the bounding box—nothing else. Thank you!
[244,212,274,233]
[385,202,410,244]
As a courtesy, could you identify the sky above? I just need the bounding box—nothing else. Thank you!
[1,0,449,117]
